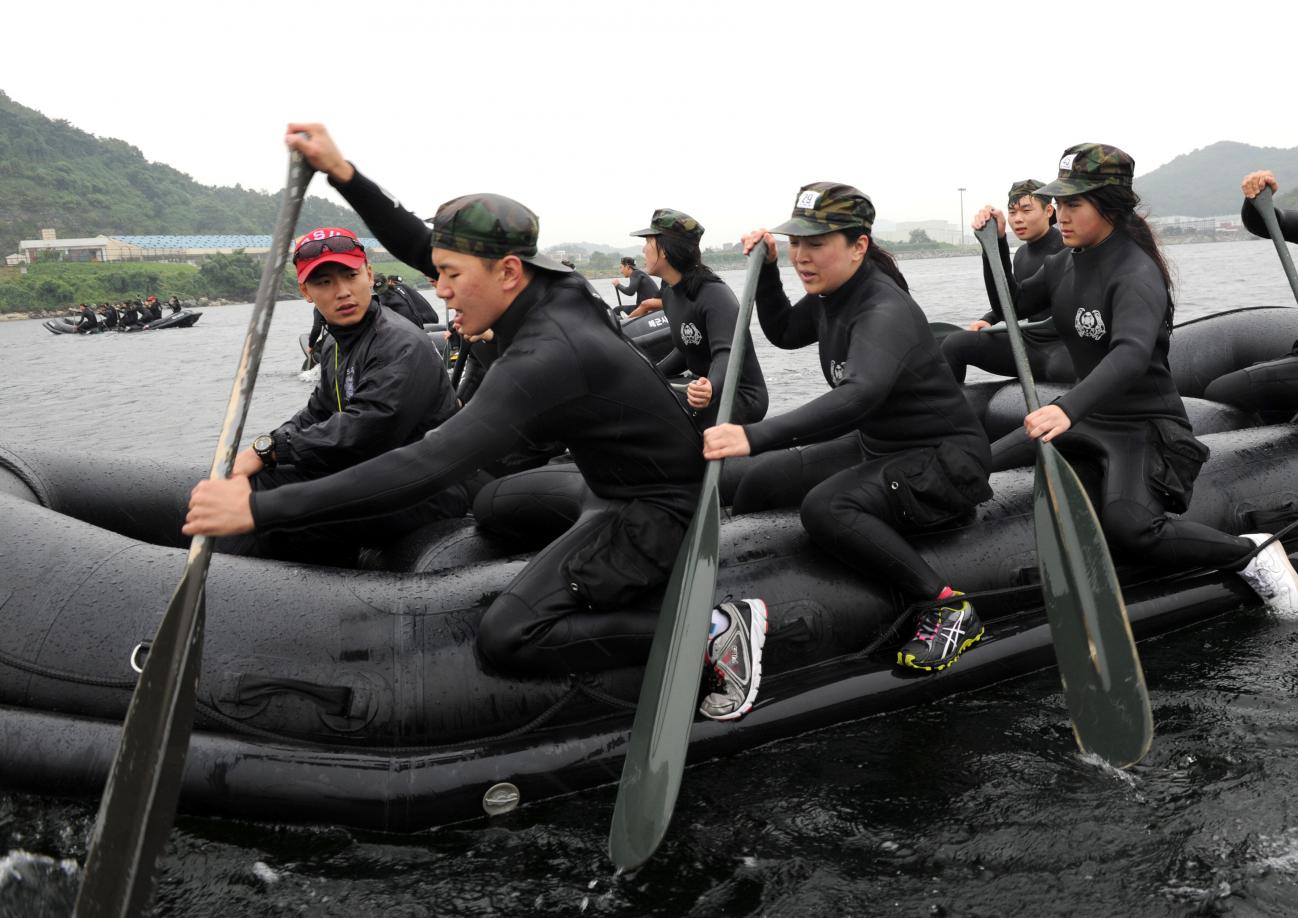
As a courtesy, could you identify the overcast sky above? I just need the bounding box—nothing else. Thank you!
[3,1,1295,248]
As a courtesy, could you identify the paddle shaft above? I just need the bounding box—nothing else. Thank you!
[73,150,312,918]
[1251,187,1298,304]
[608,248,767,870]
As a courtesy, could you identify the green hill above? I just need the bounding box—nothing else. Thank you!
[1134,141,1298,216]
[0,89,368,258]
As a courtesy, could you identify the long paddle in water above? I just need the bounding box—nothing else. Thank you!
[608,248,766,869]
[1251,186,1298,304]
[974,221,1152,768]
[73,150,313,918]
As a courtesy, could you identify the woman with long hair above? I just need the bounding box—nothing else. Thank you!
[705,182,994,673]
[631,208,768,429]
[997,143,1298,612]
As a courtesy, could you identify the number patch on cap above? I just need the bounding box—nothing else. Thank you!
[796,190,822,209]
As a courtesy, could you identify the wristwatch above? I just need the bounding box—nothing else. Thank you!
[252,434,277,469]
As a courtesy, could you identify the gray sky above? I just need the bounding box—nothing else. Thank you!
[3,1,1295,248]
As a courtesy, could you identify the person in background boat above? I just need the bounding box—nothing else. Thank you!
[706,183,993,673]
[992,144,1298,613]
[611,256,659,316]
[98,302,118,329]
[75,303,98,333]
[119,301,143,328]
[184,123,767,721]
[168,295,182,314]
[631,208,768,429]
[143,296,163,323]
[212,225,468,566]
[377,273,440,327]
[941,180,1074,384]
[1201,170,1298,420]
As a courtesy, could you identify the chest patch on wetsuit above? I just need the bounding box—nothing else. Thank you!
[344,366,356,401]
[680,322,703,346]
[829,359,846,385]
[1074,307,1106,341]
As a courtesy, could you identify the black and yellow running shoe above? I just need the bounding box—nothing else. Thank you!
[896,593,984,672]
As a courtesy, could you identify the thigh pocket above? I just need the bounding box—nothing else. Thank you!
[882,447,993,530]
[561,501,687,609]
[1146,418,1210,514]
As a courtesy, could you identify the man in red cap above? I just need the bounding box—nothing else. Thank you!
[219,226,467,565]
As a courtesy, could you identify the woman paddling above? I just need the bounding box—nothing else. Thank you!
[993,144,1298,613]
[630,208,768,429]
[704,183,994,672]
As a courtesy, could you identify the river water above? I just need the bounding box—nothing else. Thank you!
[2,240,1298,917]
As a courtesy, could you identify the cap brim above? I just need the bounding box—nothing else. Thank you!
[769,216,852,236]
[295,250,368,283]
[521,252,574,273]
[1034,177,1121,198]
[628,226,657,237]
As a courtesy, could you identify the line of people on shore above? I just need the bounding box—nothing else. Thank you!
[183,125,1298,725]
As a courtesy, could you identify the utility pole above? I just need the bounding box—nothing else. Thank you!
[958,187,967,247]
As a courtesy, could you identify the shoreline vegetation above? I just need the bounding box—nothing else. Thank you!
[0,233,1264,321]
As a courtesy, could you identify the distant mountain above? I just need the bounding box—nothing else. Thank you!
[544,241,641,257]
[0,90,366,258]
[1135,141,1298,217]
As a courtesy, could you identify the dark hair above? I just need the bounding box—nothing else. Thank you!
[649,234,720,299]
[841,227,909,292]
[620,256,635,267]
[1009,193,1058,227]
[1075,184,1174,297]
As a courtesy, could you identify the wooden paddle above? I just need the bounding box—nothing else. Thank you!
[1251,186,1298,303]
[73,150,313,918]
[608,248,766,869]
[974,221,1152,768]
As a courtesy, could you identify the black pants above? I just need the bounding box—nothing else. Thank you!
[731,434,864,514]
[990,417,1252,571]
[941,325,1075,384]
[473,466,691,676]
[1204,353,1298,423]
[217,465,470,566]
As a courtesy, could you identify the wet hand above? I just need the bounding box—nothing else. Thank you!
[463,328,494,344]
[972,206,1005,236]
[285,123,354,183]
[1242,170,1279,198]
[231,446,263,478]
[1024,405,1071,442]
[741,229,778,263]
[183,477,255,536]
[686,376,713,409]
[703,423,750,459]
[967,319,992,331]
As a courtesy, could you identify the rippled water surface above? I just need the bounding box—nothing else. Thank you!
[3,241,1298,917]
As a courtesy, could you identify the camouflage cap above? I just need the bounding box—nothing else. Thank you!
[1036,144,1135,198]
[770,182,875,236]
[1007,179,1047,204]
[629,208,704,241]
[429,193,572,273]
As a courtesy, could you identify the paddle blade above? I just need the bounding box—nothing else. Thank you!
[74,562,208,918]
[609,489,721,869]
[1033,445,1152,768]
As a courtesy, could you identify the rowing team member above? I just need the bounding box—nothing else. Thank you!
[611,255,659,315]
[184,127,1298,728]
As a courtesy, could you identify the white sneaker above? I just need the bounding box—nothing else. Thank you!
[1237,533,1298,618]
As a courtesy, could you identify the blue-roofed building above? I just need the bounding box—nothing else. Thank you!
[15,229,386,264]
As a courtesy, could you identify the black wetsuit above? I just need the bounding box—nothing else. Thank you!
[653,276,768,429]
[143,303,162,323]
[992,230,1252,571]
[381,282,440,327]
[307,308,326,351]
[101,305,119,329]
[613,269,659,313]
[120,306,142,328]
[76,306,97,333]
[225,302,466,565]
[941,226,1073,383]
[1204,199,1298,419]
[169,299,182,315]
[735,258,992,600]
[251,165,705,676]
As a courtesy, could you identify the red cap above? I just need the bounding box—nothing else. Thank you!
[293,227,367,283]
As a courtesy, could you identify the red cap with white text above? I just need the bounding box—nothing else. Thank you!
[293,227,367,283]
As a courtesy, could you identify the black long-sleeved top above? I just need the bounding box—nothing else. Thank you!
[980,226,1065,323]
[252,168,704,532]
[613,269,660,312]
[1015,229,1183,425]
[746,259,990,465]
[254,271,704,531]
[386,281,440,325]
[268,302,458,476]
[101,305,119,328]
[653,277,767,428]
[1241,198,1298,242]
[307,308,326,348]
